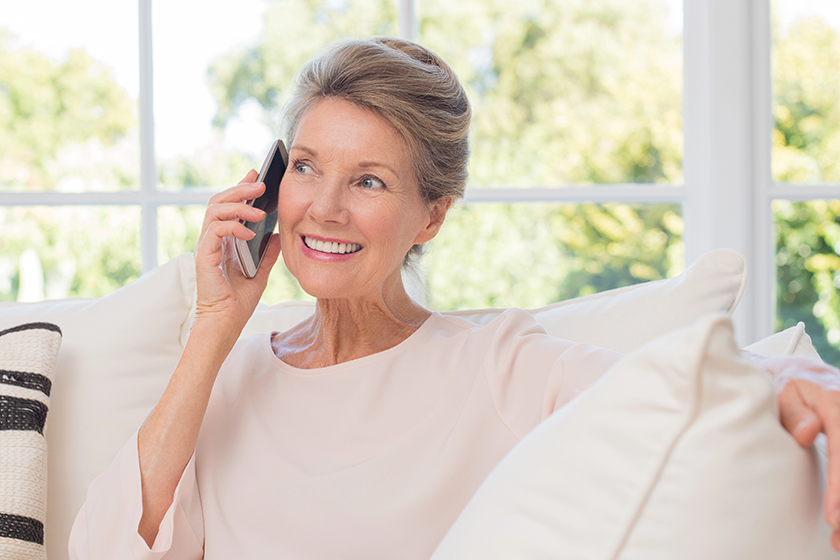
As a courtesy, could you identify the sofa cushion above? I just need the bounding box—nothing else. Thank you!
[0,254,196,560]
[430,314,835,560]
[0,322,62,560]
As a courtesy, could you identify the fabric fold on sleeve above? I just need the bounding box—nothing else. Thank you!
[543,342,624,416]
[482,309,623,440]
[68,430,204,560]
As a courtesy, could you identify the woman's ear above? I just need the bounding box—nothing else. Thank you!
[415,197,453,245]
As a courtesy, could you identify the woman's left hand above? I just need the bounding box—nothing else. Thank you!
[755,354,840,550]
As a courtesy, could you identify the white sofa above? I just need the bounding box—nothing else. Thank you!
[0,249,836,559]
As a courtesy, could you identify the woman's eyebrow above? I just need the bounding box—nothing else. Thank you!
[290,145,317,157]
[358,161,398,176]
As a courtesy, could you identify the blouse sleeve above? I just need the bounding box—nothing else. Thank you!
[68,431,204,560]
[482,308,624,440]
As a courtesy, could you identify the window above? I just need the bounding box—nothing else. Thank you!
[772,0,840,364]
[2,0,838,363]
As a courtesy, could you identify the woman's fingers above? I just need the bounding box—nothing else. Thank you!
[782,378,840,533]
[196,222,255,272]
[815,389,840,530]
[778,382,822,447]
[208,182,263,205]
[202,202,266,230]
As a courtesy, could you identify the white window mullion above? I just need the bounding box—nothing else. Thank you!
[463,186,686,205]
[398,0,417,42]
[139,0,157,274]
[751,0,774,344]
[683,0,763,346]
[769,184,840,200]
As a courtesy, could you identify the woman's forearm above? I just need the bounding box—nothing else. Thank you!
[136,318,240,547]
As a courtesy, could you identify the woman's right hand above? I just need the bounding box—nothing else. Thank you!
[193,169,283,330]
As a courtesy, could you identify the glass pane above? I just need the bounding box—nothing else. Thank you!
[418,0,684,188]
[157,205,310,304]
[423,202,684,310]
[154,0,397,191]
[0,206,141,302]
[774,200,840,367]
[0,2,139,192]
[772,1,840,183]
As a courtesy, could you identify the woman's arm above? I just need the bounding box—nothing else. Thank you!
[136,170,282,547]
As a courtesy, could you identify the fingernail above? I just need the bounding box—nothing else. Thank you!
[794,418,812,436]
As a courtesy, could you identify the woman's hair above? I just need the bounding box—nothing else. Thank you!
[281,37,472,265]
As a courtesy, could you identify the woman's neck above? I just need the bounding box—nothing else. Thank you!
[271,281,431,369]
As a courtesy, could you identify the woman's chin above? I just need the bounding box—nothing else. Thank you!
[293,275,361,301]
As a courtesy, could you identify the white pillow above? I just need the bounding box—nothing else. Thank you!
[0,254,196,560]
[0,322,62,560]
[430,314,835,560]
[745,321,821,359]
[243,248,748,353]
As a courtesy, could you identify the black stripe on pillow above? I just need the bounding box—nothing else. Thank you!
[0,370,52,397]
[0,395,48,434]
[0,513,44,545]
[0,322,62,338]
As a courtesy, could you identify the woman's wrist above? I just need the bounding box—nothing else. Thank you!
[185,314,244,364]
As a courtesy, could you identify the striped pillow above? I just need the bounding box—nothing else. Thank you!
[0,323,62,560]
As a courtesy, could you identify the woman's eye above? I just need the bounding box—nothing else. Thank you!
[360,176,385,189]
[293,161,313,174]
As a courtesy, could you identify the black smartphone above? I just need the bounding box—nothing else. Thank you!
[234,139,288,278]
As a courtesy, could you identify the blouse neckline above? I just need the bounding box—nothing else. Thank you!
[263,311,444,376]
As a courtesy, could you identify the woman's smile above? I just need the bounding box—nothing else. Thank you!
[301,235,363,260]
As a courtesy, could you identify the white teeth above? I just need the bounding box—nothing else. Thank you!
[304,236,361,255]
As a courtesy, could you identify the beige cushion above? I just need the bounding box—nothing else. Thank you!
[430,314,835,560]
[0,323,62,560]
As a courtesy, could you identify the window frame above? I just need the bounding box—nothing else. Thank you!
[2,0,838,347]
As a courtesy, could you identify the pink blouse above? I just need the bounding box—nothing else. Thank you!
[69,308,621,559]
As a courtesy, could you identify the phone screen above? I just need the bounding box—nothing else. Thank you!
[242,142,287,269]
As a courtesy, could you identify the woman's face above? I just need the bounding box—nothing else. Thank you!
[277,98,448,300]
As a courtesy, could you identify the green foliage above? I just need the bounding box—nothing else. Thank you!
[424,203,683,310]
[0,30,136,191]
[775,201,840,365]
[772,17,840,365]
[773,18,840,182]
[158,148,257,191]
[419,0,683,186]
[206,0,397,133]
[0,207,141,301]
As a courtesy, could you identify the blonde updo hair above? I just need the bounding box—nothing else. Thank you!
[281,37,471,265]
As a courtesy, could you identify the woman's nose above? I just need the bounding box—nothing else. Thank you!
[307,180,350,224]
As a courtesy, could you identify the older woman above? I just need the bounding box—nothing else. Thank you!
[71,37,840,558]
